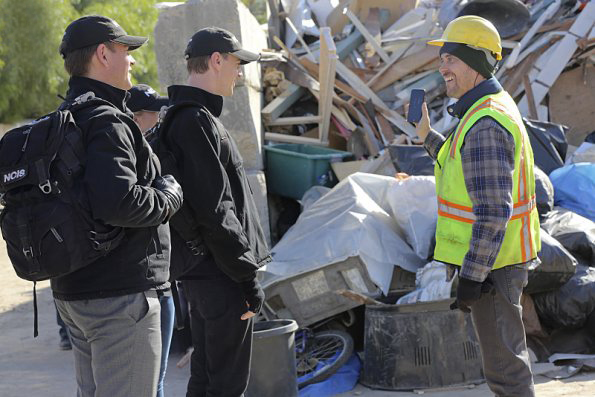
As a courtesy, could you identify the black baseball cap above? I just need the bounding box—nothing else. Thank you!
[184,27,260,65]
[60,15,148,58]
[127,84,169,112]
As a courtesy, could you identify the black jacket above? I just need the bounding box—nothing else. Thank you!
[51,77,171,300]
[166,85,270,283]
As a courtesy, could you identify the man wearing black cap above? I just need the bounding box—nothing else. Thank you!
[128,84,169,134]
[416,16,539,397]
[162,27,270,397]
[53,15,183,397]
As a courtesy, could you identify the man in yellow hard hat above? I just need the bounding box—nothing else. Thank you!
[416,15,540,397]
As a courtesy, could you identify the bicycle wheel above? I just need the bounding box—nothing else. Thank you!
[296,329,354,388]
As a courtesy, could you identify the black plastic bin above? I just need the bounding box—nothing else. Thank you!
[245,319,299,397]
[362,299,484,390]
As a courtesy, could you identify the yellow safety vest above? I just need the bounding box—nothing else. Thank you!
[434,90,541,268]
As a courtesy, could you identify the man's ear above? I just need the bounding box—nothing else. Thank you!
[210,52,223,72]
[95,43,110,68]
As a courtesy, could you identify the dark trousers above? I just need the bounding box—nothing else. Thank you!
[183,277,253,397]
[471,265,535,397]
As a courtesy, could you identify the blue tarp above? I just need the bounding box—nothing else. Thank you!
[549,163,595,222]
[299,354,361,397]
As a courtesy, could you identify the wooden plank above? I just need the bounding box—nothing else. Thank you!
[549,64,595,146]
[318,27,338,143]
[267,0,282,50]
[520,1,595,110]
[376,113,396,143]
[264,132,329,145]
[370,45,439,92]
[335,60,416,137]
[265,116,320,126]
[331,160,367,181]
[345,8,390,63]
[300,58,367,102]
[284,17,316,61]
[261,83,304,122]
[503,0,561,69]
[523,75,538,120]
[327,0,419,35]
[310,29,366,61]
[366,42,416,88]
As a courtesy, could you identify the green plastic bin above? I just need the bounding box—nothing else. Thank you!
[264,144,353,200]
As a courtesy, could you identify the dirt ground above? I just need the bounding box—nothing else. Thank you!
[1,242,594,397]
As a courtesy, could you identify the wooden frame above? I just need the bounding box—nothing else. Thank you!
[264,28,338,145]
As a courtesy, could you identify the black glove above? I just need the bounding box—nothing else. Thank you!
[153,174,183,221]
[241,278,265,314]
[450,277,495,313]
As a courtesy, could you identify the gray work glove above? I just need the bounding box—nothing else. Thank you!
[153,174,183,221]
[450,277,495,313]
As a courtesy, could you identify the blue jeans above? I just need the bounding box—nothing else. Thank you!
[157,293,175,397]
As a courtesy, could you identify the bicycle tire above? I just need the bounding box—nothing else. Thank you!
[296,329,354,388]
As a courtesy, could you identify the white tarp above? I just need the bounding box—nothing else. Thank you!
[264,173,430,294]
[387,175,437,260]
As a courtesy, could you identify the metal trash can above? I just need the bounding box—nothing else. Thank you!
[362,299,484,390]
[245,319,299,397]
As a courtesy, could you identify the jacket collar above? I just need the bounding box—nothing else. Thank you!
[65,76,130,113]
[447,77,502,119]
[167,85,223,117]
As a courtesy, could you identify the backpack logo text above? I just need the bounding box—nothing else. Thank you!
[3,169,27,184]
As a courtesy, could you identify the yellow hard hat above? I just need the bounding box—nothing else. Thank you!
[428,15,502,60]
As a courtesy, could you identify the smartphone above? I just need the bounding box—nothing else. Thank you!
[407,88,426,123]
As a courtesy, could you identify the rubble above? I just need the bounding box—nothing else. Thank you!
[151,0,595,392]
[256,0,595,391]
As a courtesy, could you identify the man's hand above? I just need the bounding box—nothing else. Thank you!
[241,306,256,321]
[240,278,265,321]
[450,277,495,313]
[153,174,183,221]
[414,102,431,142]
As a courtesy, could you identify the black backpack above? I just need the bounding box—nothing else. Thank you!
[0,92,125,283]
[147,102,219,281]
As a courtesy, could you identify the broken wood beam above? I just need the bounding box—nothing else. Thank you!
[265,115,320,126]
[335,60,416,137]
[261,83,304,123]
[370,45,439,92]
[318,27,338,143]
[344,8,390,63]
[264,132,328,146]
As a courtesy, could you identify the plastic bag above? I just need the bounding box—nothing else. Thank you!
[533,265,595,330]
[566,142,595,164]
[388,144,435,176]
[534,166,554,217]
[549,163,595,222]
[396,261,455,304]
[298,354,360,397]
[523,118,568,174]
[525,229,577,295]
[540,207,595,264]
[387,176,437,261]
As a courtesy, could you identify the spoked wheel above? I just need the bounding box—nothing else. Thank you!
[295,329,354,388]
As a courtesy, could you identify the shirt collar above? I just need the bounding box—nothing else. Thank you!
[167,85,223,117]
[447,77,503,119]
[65,76,130,113]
